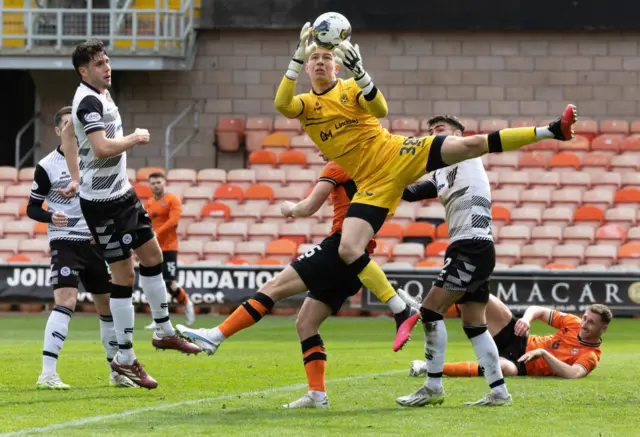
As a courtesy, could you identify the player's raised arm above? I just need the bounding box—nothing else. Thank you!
[281,180,333,218]
[513,305,554,336]
[333,41,387,118]
[274,23,316,119]
[402,176,438,202]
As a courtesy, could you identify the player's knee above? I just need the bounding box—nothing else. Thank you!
[54,288,77,310]
[165,280,177,292]
[462,324,488,340]
[295,315,318,338]
[338,240,363,264]
[500,359,519,377]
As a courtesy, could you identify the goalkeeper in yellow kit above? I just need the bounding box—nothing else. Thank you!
[274,23,578,336]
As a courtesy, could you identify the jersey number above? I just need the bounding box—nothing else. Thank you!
[297,245,322,260]
[399,137,424,156]
[166,261,176,277]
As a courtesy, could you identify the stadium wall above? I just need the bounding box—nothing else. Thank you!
[35,30,640,169]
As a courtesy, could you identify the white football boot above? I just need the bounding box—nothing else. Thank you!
[396,385,445,407]
[464,392,513,406]
[176,324,219,356]
[282,394,328,409]
[36,373,70,390]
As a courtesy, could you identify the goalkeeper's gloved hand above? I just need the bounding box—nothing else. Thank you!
[286,22,317,80]
[333,41,374,96]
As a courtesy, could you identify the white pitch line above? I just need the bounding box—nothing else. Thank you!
[1,369,405,436]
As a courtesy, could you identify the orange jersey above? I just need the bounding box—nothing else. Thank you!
[525,311,602,377]
[318,161,376,253]
[145,192,182,252]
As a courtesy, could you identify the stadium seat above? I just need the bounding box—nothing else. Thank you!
[306,152,327,171]
[203,240,235,264]
[0,167,18,186]
[491,206,511,226]
[249,150,277,168]
[262,132,291,153]
[520,244,553,267]
[167,168,196,185]
[255,258,285,266]
[273,186,306,203]
[245,117,274,152]
[132,183,152,201]
[126,168,136,183]
[528,171,560,188]
[580,153,611,175]
[574,119,598,141]
[265,239,298,264]
[234,241,267,263]
[278,222,311,245]
[600,119,629,135]
[290,135,316,151]
[576,264,608,271]
[485,170,499,189]
[595,224,627,247]
[217,222,248,242]
[286,168,316,190]
[519,153,548,169]
[605,207,637,227]
[435,222,448,241]
[520,188,552,208]
[541,206,573,226]
[591,134,622,153]
[256,168,286,186]
[177,220,189,239]
[551,244,585,267]
[582,188,615,210]
[213,184,244,206]
[415,259,442,268]
[510,119,537,128]
[559,172,591,189]
[371,240,393,265]
[488,153,520,170]
[197,168,227,187]
[244,184,274,205]
[4,184,31,204]
[392,243,424,265]
[261,204,290,225]
[183,186,214,203]
[186,222,217,241]
[494,244,520,266]
[510,207,542,226]
[0,202,20,219]
[18,167,34,183]
[611,154,640,174]
[225,258,250,265]
[215,117,244,152]
[403,222,435,245]
[531,225,563,245]
[585,245,618,267]
[389,204,417,227]
[391,118,420,136]
[6,254,32,263]
[180,203,203,225]
[248,222,279,243]
[545,262,574,270]
[562,226,595,246]
[479,119,508,133]
[227,169,256,190]
[19,239,48,259]
[621,135,640,152]
[498,171,529,190]
[527,139,559,152]
[424,241,449,261]
[311,222,331,241]
[136,167,165,182]
[274,117,302,138]
[416,205,446,227]
[549,152,580,171]
[599,172,623,190]
[200,202,231,224]
[573,205,605,227]
[4,220,33,238]
[621,173,640,190]
[550,188,583,208]
[165,185,186,200]
[557,135,589,152]
[278,150,307,168]
[617,243,640,265]
[614,187,640,204]
[376,222,405,245]
[499,225,531,245]
[178,240,204,263]
[627,226,640,243]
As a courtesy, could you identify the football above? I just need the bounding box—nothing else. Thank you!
[312,12,352,50]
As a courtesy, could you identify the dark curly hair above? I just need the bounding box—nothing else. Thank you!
[71,39,107,76]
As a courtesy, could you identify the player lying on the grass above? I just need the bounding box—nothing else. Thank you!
[274,23,578,351]
[144,172,196,330]
[407,295,611,379]
[392,115,512,407]
[177,158,416,409]
[29,106,136,389]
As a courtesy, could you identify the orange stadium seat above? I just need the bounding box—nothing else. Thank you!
[136,167,164,182]
[435,222,448,241]
[617,243,640,264]
[217,222,248,242]
[278,150,307,167]
[34,221,48,237]
[403,222,435,245]
[203,240,235,264]
[18,167,34,183]
[415,259,442,268]
[371,240,393,265]
[183,186,214,203]
[479,119,508,133]
[265,239,298,264]
[591,135,622,153]
[392,243,424,265]
[274,117,302,138]
[215,117,245,152]
[531,225,563,245]
[235,241,267,263]
[197,168,227,187]
[245,117,274,152]
[425,241,449,260]
[4,220,33,238]
[6,254,32,263]
[545,262,575,270]
[262,132,291,152]
[491,206,511,226]
[573,205,605,226]
[245,184,274,204]
[133,183,152,200]
[213,184,244,206]
[200,202,230,223]
[255,258,285,266]
[614,187,640,204]
[248,222,279,243]
[621,135,640,151]
[599,119,629,135]
[574,119,598,141]
[256,168,286,186]
[225,258,250,265]
[186,222,217,241]
[499,225,531,246]
[549,152,580,171]
[595,224,627,246]
[227,169,257,190]
[248,150,277,168]
[376,222,404,245]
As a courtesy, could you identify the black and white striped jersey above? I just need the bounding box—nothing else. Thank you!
[72,81,131,202]
[427,157,493,244]
[30,148,92,241]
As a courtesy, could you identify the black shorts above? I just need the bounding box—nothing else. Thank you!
[434,239,496,304]
[80,188,154,263]
[290,233,363,314]
[162,251,178,281]
[493,317,529,376]
[50,239,111,294]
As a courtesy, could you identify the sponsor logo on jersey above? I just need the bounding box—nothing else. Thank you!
[571,347,579,355]
[84,112,101,122]
[320,130,333,141]
[334,118,358,130]
[339,93,349,104]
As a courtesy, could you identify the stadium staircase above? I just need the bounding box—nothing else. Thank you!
[0,0,200,70]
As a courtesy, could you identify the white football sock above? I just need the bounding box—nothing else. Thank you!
[422,318,447,391]
[110,297,136,365]
[42,305,72,375]
[386,295,408,314]
[139,269,175,336]
[469,328,509,397]
[99,314,118,362]
[535,126,553,139]
[207,327,226,344]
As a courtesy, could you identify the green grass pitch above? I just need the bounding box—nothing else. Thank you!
[1,313,638,436]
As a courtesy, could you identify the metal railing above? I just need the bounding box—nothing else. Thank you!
[15,113,41,169]
[0,0,195,56]
[164,99,203,172]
